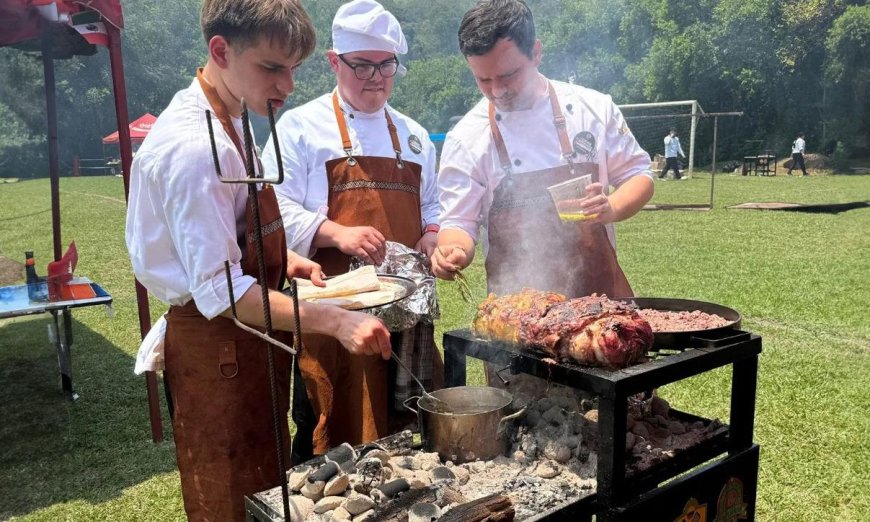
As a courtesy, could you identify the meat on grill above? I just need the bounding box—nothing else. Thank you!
[473,290,654,369]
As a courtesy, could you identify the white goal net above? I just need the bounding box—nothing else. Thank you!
[618,100,703,179]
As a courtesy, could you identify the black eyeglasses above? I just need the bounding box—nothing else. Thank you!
[338,54,400,80]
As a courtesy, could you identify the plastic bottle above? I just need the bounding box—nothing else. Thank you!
[24,251,43,301]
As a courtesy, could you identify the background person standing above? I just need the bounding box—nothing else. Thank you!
[788,132,808,176]
[659,127,685,180]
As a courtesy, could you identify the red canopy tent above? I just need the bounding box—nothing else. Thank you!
[101,112,156,144]
[0,0,163,442]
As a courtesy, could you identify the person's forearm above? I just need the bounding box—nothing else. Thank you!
[608,175,654,222]
[312,219,343,249]
[436,228,475,268]
[221,284,343,336]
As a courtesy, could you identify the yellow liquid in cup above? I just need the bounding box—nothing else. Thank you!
[559,212,598,221]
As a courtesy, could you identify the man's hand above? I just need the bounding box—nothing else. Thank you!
[431,244,470,280]
[334,225,386,265]
[286,250,325,286]
[414,231,438,259]
[334,311,391,360]
[577,182,615,224]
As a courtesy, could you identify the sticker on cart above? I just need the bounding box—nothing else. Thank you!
[715,477,748,522]
[675,498,708,522]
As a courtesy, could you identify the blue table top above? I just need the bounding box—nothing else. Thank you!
[0,277,112,319]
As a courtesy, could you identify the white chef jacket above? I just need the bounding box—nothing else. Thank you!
[125,78,259,320]
[438,79,652,250]
[262,91,439,257]
[792,137,805,154]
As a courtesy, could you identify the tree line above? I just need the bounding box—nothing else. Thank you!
[0,0,867,177]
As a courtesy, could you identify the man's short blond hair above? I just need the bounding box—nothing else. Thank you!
[201,0,316,59]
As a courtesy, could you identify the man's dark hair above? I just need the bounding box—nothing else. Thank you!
[458,0,535,58]
[798,132,805,138]
[669,127,677,133]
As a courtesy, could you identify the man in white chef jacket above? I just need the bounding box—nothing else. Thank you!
[262,0,442,462]
[432,0,654,302]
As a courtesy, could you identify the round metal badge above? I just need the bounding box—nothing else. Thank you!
[408,134,423,154]
[572,131,596,161]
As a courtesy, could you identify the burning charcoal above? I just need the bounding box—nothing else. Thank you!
[340,459,357,474]
[631,422,650,439]
[301,479,325,501]
[536,397,553,411]
[408,503,442,522]
[534,462,560,479]
[651,395,670,417]
[668,420,687,435]
[331,506,353,520]
[373,478,410,501]
[583,409,598,423]
[653,414,670,427]
[314,495,346,514]
[431,466,455,481]
[353,509,375,521]
[542,441,572,464]
[542,405,565,425]
[286,496,314,519]
[558,435,579,450]
[324,473,350,496]
[326,443,358,466]
[525,409,542,427]
[414,452,441,471]
[550,396,577,410]
[451,465,470,485]
[407,471,431,489]
[344,493,376,516]
[288,466,312,492]
[625,432,636,452]
[626,415,636,431]
[310,461,341,483]
[360,449,390,465]
[580,398,595,413]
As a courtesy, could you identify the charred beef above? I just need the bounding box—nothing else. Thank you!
[473,290,653,369]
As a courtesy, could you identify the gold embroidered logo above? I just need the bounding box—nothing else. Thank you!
[675,498,708,522]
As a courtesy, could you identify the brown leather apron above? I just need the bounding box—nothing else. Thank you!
[162,70,293,522]
[297,92,442,454]
[486,82,633,299]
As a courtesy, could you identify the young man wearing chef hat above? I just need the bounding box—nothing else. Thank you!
[125,1,392,519]
[262,0,442,461]
[432,0,654,302]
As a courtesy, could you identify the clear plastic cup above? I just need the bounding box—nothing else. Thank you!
[547,174,597,221]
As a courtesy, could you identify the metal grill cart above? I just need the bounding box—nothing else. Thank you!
[443,325,761,521]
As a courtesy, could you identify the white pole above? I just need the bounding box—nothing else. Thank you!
[688,101,698,178]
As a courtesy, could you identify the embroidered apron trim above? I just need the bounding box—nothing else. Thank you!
[332,179,419,195]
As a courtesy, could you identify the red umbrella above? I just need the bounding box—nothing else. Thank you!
[0,0,162,442]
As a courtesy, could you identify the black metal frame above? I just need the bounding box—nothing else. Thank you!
[443,327,761,520]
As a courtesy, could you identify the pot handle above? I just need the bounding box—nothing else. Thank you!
[497,406,528,436]
[403,396,420,415]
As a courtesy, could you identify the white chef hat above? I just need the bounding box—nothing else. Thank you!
[332,0,408,55]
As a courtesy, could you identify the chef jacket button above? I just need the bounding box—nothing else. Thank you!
[566,104,573,113]
[349,113,355,119]
[514,159,522,167]
[495,113,502,122]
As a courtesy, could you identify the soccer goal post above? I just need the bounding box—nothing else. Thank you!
[618,100,703,179]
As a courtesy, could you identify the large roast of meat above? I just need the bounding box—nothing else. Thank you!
[472,289,654,368]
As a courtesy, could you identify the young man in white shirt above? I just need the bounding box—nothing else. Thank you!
[125,1,391,519]
[787,132,808,176]
[433,0,653,301]
[262,0,442,461]
[659,127,686,180]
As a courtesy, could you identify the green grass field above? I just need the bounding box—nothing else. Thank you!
[1,172,868,521]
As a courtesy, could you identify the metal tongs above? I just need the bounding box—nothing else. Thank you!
[207,99,296,521]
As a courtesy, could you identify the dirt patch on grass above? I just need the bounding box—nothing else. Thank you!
[0,256,24,285]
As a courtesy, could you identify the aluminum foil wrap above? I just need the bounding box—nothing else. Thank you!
[350,241,439,331]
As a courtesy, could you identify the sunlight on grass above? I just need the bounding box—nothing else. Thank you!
[1,174,868,520]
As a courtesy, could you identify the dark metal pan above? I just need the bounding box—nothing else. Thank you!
[616,297,742,349]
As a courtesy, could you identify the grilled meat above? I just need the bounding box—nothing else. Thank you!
[473,291,653,369]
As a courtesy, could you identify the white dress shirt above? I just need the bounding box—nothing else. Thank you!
[664,135,685,158]
[125,78,258,320]
[792,137,805,154]
[262,91,439,257]
[438,80,652,249]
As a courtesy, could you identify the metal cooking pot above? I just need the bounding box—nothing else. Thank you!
[404,386,525,463]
